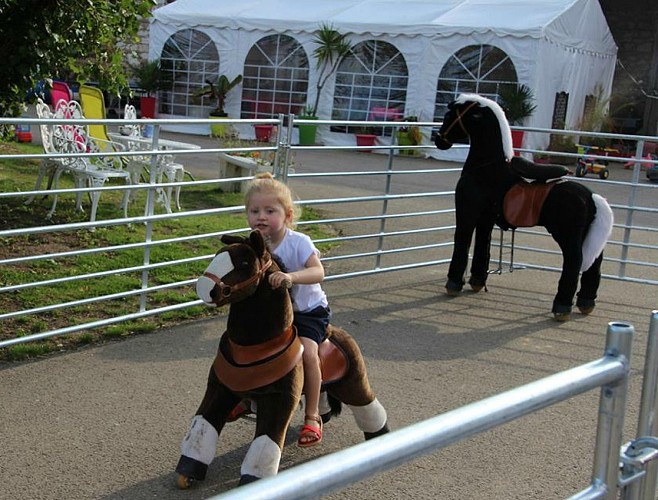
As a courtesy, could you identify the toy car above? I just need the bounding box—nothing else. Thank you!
[575,144,614,179]
[575,158,609,179]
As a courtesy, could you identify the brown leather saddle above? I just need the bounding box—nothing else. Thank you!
[213,326,348,392]
[502,157,569,228]
[503,181,558,228]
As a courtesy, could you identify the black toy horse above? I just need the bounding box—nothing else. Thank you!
[435,93,613,321]
[176,231,389,488]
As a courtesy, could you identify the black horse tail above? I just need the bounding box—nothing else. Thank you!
[320,391,343,423]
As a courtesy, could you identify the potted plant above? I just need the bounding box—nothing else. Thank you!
[131,58,166,119]
[354,126,378,152]
[396,115,423,156]
[298,24,353,145]
[498,84,537,152]
[191,74,243,137]
[298,105,319,145]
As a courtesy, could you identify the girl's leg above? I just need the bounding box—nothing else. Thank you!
[299,337,323,447]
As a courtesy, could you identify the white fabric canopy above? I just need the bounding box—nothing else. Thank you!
[150,0,617,158]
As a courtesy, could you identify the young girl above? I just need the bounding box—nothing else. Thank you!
[244,172,330,448]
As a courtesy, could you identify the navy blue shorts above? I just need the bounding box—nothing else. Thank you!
[294,306,331,345]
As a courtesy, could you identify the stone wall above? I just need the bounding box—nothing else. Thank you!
[600,0,658,134]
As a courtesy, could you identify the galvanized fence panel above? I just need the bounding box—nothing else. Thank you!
[0,114,657,351]
[2,114,658,498]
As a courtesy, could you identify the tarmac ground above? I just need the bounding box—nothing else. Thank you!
[2,128,657,499]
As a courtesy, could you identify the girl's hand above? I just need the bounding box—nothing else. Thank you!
[269,271,293,289]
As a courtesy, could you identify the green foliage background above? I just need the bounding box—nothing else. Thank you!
[0,0,156,117]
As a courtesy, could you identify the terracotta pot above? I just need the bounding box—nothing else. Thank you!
[511,130,524,156]
[140,96,157,118]
[254,124,273,142]
[355,133,377,152]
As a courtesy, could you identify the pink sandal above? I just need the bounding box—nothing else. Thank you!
[226,399,251,422]
[298,414,323,448]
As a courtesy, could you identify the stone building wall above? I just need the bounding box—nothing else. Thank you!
[600,0,658,134]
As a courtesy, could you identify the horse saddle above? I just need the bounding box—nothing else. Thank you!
[503,181,558,228]
[510,156,570,182]
[213,326,348,392]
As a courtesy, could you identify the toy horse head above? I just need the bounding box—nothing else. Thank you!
[435,93,515,161]
[196,231,275,307]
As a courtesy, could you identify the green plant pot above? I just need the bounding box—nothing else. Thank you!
[397,131,415,156]
[298,116,318,145]
[209,114,229,138]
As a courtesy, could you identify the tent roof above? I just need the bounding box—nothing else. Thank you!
[152,0,616,55]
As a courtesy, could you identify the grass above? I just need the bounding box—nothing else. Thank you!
[0,140,337,361]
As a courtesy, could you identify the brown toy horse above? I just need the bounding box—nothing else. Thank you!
[176,231,389,488]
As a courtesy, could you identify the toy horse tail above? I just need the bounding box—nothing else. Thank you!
[319,391,343,423]
[581,194,614,272]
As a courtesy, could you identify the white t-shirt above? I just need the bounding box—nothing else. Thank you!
[272,228,328,313]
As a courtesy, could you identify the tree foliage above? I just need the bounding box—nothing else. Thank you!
[0,0,156,117]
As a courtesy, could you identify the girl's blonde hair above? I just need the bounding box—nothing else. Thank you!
[244,172,301,228]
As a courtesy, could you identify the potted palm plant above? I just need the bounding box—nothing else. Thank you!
[498,84,537,153]
[131,58,166,118]
[192,74,243,137]
[298,24,353,145]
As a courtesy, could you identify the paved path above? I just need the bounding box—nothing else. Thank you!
[1,269,655,500]
[2,130,657,499]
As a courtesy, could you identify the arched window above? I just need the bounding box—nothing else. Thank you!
[434,45,518,121]
[240,35,309,119]
[333,40,408,134]
[159,29,219,117]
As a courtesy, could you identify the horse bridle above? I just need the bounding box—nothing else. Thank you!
[437,101,479,144]
[203,252,273,303]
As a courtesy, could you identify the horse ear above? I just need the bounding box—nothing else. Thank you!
[248,230,267,257]
[221,234,246,245]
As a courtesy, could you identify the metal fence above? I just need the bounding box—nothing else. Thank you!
[207,317,658,500]
[1,114,656,349]
[1,114,658,497]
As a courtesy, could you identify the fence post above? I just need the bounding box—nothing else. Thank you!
[570,321,634,500]
[619,140,644,278]
[622,311,658,499]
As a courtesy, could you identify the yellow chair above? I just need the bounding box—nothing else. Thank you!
[79,84,112,144]
[79,85,145,209]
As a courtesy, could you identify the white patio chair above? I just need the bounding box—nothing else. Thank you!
[122,103,186,212]
[25,98,68,208]
[48,99,134,224]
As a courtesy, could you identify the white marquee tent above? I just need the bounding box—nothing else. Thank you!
[149,0,617,156]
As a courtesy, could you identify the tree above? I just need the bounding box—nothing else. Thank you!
[0,0,156,118]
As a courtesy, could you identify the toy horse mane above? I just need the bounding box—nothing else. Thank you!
[455,93,514,161]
